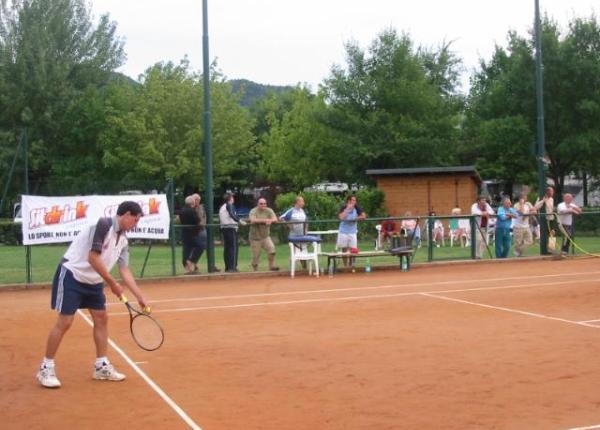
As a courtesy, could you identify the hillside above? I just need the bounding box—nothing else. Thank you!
[229,79,294,107]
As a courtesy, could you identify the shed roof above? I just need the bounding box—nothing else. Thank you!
[366,166,481,183]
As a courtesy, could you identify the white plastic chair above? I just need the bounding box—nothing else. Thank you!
[375,224,382,250]
[289,241,320,278]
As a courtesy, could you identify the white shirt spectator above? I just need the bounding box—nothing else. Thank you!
[557,201,580,226]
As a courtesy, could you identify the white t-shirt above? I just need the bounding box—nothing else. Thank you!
[281,207,307,237]
[513,201,533,229]
[557,202,579,226]
[63,217,129,284]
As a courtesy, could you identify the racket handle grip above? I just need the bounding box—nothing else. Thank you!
[120,294,129,304]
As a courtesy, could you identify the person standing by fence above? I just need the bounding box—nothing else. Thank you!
[557,193,582,255]
[513,194,535,257]
[249,197,279,271]
[179,195,203,274]
[219,193,244,272]
[495,197,518,258]
[471,196,495,259]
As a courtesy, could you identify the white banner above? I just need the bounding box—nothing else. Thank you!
[21,194,171,245]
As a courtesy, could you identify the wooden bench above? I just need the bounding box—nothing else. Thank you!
[321,248,413,274]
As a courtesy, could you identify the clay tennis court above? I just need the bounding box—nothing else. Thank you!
[3,257,600,430]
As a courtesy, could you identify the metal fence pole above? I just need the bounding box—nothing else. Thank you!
[168,178,176,276]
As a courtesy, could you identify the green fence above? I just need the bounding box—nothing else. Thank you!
[2,212,600,285]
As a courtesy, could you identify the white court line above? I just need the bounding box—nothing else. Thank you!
[419,293,600,329]
[107,278,600,316]
[579,319,600,323]
[106,270,600,307]
[564,425,600,430]
[76,310,202,430]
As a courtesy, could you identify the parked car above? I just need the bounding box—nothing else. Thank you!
[305,182,349,193]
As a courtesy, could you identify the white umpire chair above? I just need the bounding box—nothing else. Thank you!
[288,236,322,278]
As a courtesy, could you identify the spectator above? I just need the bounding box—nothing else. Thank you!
[513,194,535,257]
[337,195,366,266]
[379,218,399,249]
[249,197,279,271]
[400,211,421,248]
[219,193,245,273]
[534,186,555,253]
[280,196,308,269]
[279,196,307,237]
[429,211,444,247]
[495,197,518,258]
[179,195,204,274]
[192,193,210,269]
[557,193,582,255]
[471,196,495,259]
[449,207,469,247]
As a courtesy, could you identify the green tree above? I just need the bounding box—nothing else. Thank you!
[99,60,256,193]
[321,29,464,183]
[0,0,125,196]
[464,15,600,198]
[256,87,340,189]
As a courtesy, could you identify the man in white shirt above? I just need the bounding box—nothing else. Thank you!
[471,196,495,259]
[513,194,536,257]
[37,201,149,389]
[556,193,582,255]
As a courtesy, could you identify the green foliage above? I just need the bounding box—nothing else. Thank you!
[464,15,600,197]
[321,29,464,183]
[230,79,294,107]
[0,221,22,245]
[275,191,342,220]
[0,0,125,198]
[98,60,257,193]
[257,87,338,188]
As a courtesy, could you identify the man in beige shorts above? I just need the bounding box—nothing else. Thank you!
[249,197,279,271]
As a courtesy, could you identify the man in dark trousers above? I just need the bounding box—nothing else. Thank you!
[219,193,245,272]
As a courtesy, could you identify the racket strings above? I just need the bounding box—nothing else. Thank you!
[131,314,164,351]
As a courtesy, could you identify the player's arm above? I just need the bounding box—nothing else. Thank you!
[356,206,366,220]
[118,265,148,309]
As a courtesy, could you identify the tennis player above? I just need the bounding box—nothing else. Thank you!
[36,201,149,388]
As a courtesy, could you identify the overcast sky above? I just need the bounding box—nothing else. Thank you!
[91,0,597,92]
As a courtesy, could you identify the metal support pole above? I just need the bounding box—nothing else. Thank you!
[202,0,215,272]
[168,178,177,276]
[24,129,32,283]
[534,0,548,255]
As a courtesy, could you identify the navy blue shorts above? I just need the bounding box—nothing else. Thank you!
[51,264,105,315]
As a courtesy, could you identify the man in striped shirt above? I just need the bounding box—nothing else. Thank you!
[37,201,149,388]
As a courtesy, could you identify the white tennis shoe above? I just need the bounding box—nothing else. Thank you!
[37,366,61,388]
[93,363,126,381]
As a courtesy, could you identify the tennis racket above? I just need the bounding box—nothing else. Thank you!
[120,294,164,351]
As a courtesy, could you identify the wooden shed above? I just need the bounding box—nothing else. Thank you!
[366,166,482,217]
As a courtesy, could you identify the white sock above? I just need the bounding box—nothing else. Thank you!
[42,357,55,368]
[95,356,109,368]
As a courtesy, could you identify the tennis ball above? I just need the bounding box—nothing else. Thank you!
[143,306,152,314]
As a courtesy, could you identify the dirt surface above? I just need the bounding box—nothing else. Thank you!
[2,258,600,430]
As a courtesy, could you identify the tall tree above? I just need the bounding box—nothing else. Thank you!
[0,0,125,197]
[99,60,256,193]
[321,29,464,183]
[464,15,600,198]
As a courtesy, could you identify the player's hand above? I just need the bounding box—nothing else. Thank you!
[109,281,124,298]
[138,298,150,313]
